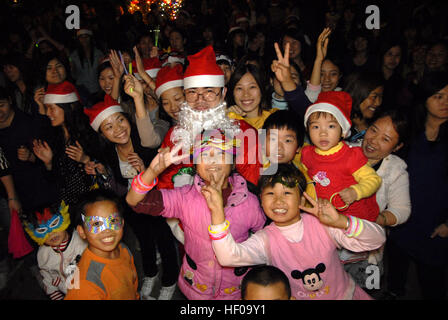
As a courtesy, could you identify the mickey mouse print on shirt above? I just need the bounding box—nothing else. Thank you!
[291,263,330,298]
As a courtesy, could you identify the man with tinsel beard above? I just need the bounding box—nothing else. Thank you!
[157,45,263,191]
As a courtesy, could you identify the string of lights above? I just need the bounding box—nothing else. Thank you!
[127,0,184,20]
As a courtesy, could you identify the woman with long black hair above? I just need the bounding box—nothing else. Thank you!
[32,81,101,209]
[84,79,179,300]
[386,72,448,299]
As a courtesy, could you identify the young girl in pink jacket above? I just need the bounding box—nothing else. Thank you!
[203,163,385,300]
[126,130,266,300]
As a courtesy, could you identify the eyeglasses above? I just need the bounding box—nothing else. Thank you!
[184,88,221,102]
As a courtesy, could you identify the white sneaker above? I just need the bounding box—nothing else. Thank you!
[158,283,176,300]
[140,275,157,300]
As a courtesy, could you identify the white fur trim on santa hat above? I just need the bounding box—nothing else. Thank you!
[156,79,183,98]
[183,74,224,89]
[162,56,185,67]
[44,92,78,104]
[91,105,124,132]
[304,103,352,138]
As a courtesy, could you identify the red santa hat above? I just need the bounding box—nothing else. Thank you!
[304,91,353,138]
[84,95,124,132]
[155,64,184,98]
[44,81,79,104]
[183,46,224,89]
[132,57,162,80]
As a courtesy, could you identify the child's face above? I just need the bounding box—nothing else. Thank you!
[308,113,342,151]
[266,128,300,164]
[261,183,302,227]
[195,147,233,187]
[43,230,68,247]
[244,281,290,300]
[77,200,123,259]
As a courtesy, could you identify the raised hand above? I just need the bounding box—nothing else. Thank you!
[299,192,348,229]
[133,46,156,90]
[123,74,143,99]
[149,144,190,176]
[33,87,46,114]
[316,27,332,61]
[65,141,90,164]
[109,49,125,78]
[271,42,292,84]
[32,139,53,168]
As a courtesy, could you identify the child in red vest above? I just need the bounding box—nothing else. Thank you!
[301,91,381,222]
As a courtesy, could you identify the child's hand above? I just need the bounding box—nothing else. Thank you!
[316,28,332,62]
[338,187,357,205]
[201,173,226,224]
[123,74,143,99]
[149,144,189,176]
[299,192,348,229]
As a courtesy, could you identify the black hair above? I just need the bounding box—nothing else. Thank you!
[38,52,71,85]
[49,101,104,163]
[241,265,291,300]
[379,38,404,73]
[343,71,384,121]
[370,107,411,149]
[226,63,268,114]
[280,27,309,64]
[258,163,307,195]
[73,188,124,227]
[412,71,448,142]
[75,32,95,68]
[262,110,305,147]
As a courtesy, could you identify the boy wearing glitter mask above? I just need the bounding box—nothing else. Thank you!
[65,189,139,300]
[24,201,87,300]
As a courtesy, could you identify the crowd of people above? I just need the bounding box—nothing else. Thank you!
[0,0,447,301]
